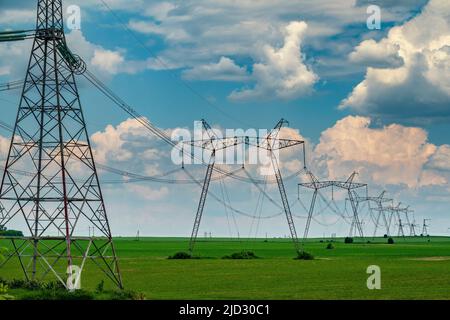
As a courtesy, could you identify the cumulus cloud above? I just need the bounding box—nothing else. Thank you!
[126,184,170,200]
[349,39,404,68]
[0,40,32,79]
[125,0,419,100]
[229,21,318,101]
[91,49,125,75]
[66,30,126,76]
[341,0,450,123]
[0,30,126,79]
[0,9,34,24]
[355,0,428,10]
[427,145,450,171]
[128,20,191,42]
[313,116,440,188]
[0,135,10,161]
[182,57,249,82]
[91,117,164,165]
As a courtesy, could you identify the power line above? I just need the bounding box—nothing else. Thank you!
[98,0,255,128]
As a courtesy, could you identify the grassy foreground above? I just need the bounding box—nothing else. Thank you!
[1,236,450,299]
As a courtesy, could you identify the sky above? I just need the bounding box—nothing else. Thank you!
[0,0,449,238]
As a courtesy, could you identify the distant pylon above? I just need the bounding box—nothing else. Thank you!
[421,219,430,236]
[0,0,122,289]
[298,171,367,240]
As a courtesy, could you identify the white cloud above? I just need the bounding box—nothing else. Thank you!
[0,40,32,78]
[341,0,450,123]
[144,2,177,20]
[0,29,128,81]
[129,20,191,41]
[91,49,125,75]
[123,0,416,100]
[0,9,34,24]
[229,21,318,101]
[427,145,450,171]
[91,117,162,164]
[313,116,440,188]
[0,66,10,76]
[182,57,249,82]
[66,30,126,77]
[349,39,404,68]
[0,135,10,161]
[126,184,169,200]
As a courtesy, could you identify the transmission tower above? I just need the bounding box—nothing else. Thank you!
[421,219,430,236]
[388,203,410,238]
[402,206,416,236]
[298,171,367,240]
[0,0,122,289]
[355,191,393,237]
[186,119,305,254]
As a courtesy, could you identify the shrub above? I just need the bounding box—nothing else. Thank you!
[0,283,14,300]
[108,289,146,300]
[344,237,354,244]
[388,237,394,244]
[168,251,192,259]
[295,251,314,260]
[20,289,94,300]
[96,280,105,293]
[0,229,23,237]
[383,234,388,238]
[1,278,63,291]
[326,243,334,250]
[222,251,259,259]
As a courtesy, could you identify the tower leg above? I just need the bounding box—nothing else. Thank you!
[373,211,381,238]
[303,190,317,241]
[348,190,364,238]
[270,152,301,254]
[189,151,215,253]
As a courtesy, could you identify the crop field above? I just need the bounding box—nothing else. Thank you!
[2,236,450,300]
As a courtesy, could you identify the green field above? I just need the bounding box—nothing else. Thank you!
[1,236,450,299]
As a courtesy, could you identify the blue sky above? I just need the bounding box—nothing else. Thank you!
[0,0,449,238]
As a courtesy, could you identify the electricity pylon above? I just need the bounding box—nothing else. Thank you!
[298,171,367,240]
[402,206,416,236]
[186,119,305,254]
[421,219,430,236]
[0,0,122,289]
[355,191,393,237]
[389,203,412,238]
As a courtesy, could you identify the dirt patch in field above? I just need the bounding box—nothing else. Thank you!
[409,256,450,261]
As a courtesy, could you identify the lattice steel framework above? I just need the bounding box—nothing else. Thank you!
[186,119,305,254]
[355,191,393,238]
[0,0,122,289]
[385,203,412,238]
[299,171,367,239]
[421,219,430,236]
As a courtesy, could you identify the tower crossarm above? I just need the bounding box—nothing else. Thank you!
[355,196,392,203]
[298,181,334,190]
[331,181,367,190]
[246,137,304,151]
[185,136,245,152]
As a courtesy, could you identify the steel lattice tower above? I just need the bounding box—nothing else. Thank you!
[0,0,122,289]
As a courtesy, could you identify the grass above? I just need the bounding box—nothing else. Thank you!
[1,236,450,299]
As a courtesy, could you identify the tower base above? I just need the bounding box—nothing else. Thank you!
[0,236,122,290]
